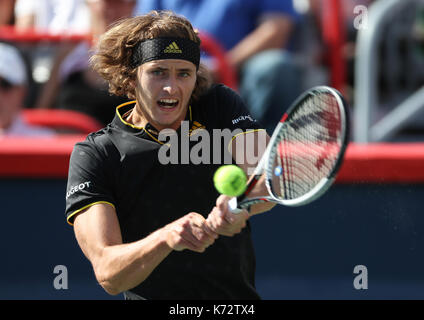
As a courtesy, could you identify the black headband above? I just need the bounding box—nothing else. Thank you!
[131,37,200,70]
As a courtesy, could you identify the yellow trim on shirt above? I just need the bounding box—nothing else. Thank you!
[115,101,193,145]
[116,101,143,129]
[227,129,266,153]
[66,201,116,226]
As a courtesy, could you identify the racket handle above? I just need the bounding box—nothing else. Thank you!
[228,197,244,214]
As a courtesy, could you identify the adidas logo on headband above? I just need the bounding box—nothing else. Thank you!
[131,37,200,69]
[164,42,183,54]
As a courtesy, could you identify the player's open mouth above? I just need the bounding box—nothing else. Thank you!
[157,99,179,109]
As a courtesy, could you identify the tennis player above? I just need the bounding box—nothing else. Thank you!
[65,11,275,300]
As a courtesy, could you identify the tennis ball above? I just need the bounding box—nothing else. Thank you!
[213,165,247,197]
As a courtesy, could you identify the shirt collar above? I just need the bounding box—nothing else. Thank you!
[111,100,193,144]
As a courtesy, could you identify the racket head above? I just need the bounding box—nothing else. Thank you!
[264,86,350,206]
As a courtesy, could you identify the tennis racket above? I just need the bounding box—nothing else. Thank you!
[228,86,350,214]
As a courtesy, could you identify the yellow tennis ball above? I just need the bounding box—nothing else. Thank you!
[213,165,247,197]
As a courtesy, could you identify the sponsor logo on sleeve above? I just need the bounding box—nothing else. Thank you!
[66,181,91,199]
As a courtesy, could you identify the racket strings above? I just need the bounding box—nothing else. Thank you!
[271,93,343,200]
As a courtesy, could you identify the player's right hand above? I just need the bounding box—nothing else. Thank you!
[161,212,219,253]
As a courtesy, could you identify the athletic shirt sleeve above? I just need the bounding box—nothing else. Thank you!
[213,84,264,132]
[65,138,116,225]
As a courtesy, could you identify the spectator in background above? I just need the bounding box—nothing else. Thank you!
[136,0,302,133]
[34,0,137,126]
[0,0,15,26]
[287,0,374,101]
[13,0,91,112]
[14,0,90,34]
[0,42,53,137]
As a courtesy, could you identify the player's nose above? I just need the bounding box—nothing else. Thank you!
[162,76,178,95]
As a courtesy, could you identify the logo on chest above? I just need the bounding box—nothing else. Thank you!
[188,121,206,137]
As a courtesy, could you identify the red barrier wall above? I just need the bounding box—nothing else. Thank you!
[0,136,423,183]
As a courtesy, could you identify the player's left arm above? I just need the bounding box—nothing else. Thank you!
[206,131,275,236]
[230,130,276,215]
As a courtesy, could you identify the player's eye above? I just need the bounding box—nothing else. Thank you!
[179,72,190,78]
[152,70,164,76]
[149,68,167,77]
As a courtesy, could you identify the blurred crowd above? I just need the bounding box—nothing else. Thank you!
[0,0,422,138]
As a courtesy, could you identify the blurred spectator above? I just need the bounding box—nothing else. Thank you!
[289,0,329,91]
[11,0,91,111]
[0,0,16,26]
[290,0,375,100]
[86,0,137,44]
[34,0,137,126]
[136,1,302,133]
[0,42,54,137]
[14,0,90,34]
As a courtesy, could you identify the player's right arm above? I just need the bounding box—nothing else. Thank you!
[67,141,217,295]
[73,203,217,295]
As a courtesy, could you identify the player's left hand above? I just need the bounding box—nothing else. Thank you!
[206,195,250,237]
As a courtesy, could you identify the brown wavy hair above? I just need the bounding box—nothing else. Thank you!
[90,10,212,101]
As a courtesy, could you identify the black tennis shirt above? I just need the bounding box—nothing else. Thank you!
[65,84,264,299]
